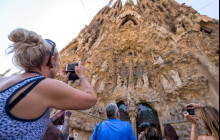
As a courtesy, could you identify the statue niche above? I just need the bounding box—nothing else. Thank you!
[117,63,150,90]
[135,63,144,89]
[118,64,128,88]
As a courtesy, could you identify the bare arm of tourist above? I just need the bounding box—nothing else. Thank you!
[185,113,198,140]
[39,62,97,110]
[198,135,215,140]
[50,110,65,123]
[191,123,198,140]
[60,111,71,134]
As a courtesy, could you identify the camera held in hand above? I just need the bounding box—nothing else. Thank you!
[66,63,79,82]
[187,105,195,116]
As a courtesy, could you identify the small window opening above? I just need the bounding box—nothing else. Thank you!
[142,4,146,10]
[200,27,212,35]
[74,46,78,51]
[100,19,104,25]
[182,24,186,30]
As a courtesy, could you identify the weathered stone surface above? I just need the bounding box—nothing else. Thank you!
[59,0,219,139]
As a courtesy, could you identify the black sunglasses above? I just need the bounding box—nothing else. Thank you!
[45,39,56,66]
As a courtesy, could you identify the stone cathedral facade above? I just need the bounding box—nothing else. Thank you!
[58,0,219,139]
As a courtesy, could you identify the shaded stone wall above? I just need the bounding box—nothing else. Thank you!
[59,0,219,139]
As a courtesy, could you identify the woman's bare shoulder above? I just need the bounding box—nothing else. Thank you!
[198,135,215,140]
[40,78,69,88]
[37,78,73,96]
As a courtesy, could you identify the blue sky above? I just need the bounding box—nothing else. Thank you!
[0,0,219,75]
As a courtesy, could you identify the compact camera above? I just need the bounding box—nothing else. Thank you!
[66,63,79,82]
[187,105,195,116]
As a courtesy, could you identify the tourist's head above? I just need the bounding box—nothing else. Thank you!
[145,126,162,140]
[196,106,219,140]
[164,124,179,140]
[7,28,60,78]
[106,103,119,119]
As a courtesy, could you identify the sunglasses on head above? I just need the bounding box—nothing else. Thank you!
[45,39,56,66]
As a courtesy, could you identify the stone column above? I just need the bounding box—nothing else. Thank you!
[127,106,138,138]
[126,93,138,138]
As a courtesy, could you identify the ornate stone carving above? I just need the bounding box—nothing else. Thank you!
[91,74,98,87]
[170,70,182,88]
[152,52,164,65]
[59,0,219,139]
[161,75,173,93]
[142,73,150,90]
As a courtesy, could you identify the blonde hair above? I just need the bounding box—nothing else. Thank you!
[196,106,219,140]
[6,28,58,70]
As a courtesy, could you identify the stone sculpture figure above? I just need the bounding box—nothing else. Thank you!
[161,75,173,92]
[171,70,182,88]
[91,75,99,87]
[143,73,150,89]
[152,52,164,65]
[136,78,143,89]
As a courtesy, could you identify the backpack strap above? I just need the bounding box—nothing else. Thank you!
[8,77,45,110]
[95,122,102,140]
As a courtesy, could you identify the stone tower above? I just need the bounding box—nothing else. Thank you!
[59,0,219,139]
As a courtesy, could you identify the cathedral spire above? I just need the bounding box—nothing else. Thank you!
[126,0,134,5]
[112,0,123,9]
[107,0,113,8]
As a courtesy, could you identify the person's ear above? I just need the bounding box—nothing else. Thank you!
[49,56,55,68]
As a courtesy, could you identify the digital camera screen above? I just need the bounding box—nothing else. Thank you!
[66,63,78,71]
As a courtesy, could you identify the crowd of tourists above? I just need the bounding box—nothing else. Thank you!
[0,28,219,140]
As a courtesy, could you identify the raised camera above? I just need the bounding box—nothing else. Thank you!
[66,63,79,82]
[187,105,195,116]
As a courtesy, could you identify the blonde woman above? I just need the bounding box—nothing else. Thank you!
[185,103,219,140]
[0,28,97,139]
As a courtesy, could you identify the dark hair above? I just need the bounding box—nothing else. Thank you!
[145,126,162,140]
[164,124,179,140]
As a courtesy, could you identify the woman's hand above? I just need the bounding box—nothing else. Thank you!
[187,103,202,109]
[60,70,70,84]
[50,110,65,122]
[53,110,65,118]
[185,113,197,125]
[65,110,72,118]
[138,131,145,140]
[75,61,85,79]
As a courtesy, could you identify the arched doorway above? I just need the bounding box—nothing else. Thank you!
[117,102,130,123]
[117,102,161,138]
[136,103,161,137]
